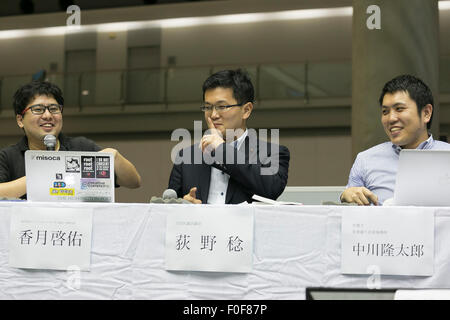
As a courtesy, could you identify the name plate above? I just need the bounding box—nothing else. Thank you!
[341,207,434,276]
[165,205,254,273]
[9,206,93,271]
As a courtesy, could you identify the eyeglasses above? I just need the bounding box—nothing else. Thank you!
[21,104,63,116]
[200,103,243,113]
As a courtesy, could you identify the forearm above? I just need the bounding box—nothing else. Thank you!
[212,143,289,200]
[168,164,183,197]
[226,163,288,199]
[114,152,141,189]
[0,176,27,198]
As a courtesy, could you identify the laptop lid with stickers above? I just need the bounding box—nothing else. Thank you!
[25,150,115,202]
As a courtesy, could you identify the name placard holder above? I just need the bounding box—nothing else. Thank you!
[9,206,93,271]
[165,205,254,273]
[341,207,434,276]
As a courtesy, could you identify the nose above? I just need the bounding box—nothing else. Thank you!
[387,110,398,123]
[41,107,53,119]
[210,107,220,118]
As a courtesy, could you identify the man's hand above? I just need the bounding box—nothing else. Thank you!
[101,147,118,159]
[183,187,202,204]
[200,117,224,152]
[100,147,141,189]
[340,187,378,206]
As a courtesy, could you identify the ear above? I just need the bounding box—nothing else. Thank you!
[422,104,433,124]
[242,102,253,120]
[16,114,24,129]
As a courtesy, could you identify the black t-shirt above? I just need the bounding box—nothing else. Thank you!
[0,133,102,198]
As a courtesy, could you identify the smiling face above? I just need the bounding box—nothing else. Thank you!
[203,87,252,139]
[381,90,432,149]
[16,95,63,149]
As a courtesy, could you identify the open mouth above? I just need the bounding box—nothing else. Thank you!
[389,127,402,136]
[40,123,55,130]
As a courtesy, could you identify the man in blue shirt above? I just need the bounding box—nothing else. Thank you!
[341,74,450,205]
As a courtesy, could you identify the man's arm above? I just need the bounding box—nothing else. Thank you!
[0,176,26,198]
[101,148,141,189]
[200,117,289,200]
[168,156,183,197]
[0,150,26,198]
[168,149,201,204]
[213,143,290,200]
[340,154,378,206]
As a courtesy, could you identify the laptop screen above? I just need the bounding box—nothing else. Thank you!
[393,150,450,206]
[25,150,115,202]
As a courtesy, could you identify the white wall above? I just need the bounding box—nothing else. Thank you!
[96,31,127,70]
[0,35,65,75]
[440,9,450,55]
[160,17,352,67]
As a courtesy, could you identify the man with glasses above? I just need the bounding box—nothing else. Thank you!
[168,69,290,204]
[0,80,141,199]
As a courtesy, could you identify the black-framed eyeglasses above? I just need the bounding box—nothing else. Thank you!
[200,103,243,113]
[21,104,63,116]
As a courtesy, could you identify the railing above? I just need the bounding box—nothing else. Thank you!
[1,58,449,112]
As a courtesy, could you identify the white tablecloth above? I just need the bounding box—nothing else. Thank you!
[1,202,449,299]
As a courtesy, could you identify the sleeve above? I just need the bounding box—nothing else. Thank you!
[81,137,102,152]
[346,153,366,188]
[67,136,102,152]
[0,150,11,183]
[168,149,184,198]
[211,142,290,200]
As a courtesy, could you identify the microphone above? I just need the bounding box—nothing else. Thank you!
[43,134,56,151]
[150,189,191,204]
[162,189,178,200]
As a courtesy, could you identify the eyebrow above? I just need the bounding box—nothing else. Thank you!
[204,100,228,105]
[382,102,406,108]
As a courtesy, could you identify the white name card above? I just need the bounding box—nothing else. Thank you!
[165,205,254,273]
[9,206,93,271]
[395,289,450,300]
[341,207,434,276]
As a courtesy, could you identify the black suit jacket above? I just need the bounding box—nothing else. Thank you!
[168,136,290,204]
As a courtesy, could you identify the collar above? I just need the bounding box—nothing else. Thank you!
[391,134,434,155]
[230,129,248,150]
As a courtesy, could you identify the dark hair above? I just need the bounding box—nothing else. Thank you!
[379,74,433,129]
[13,80,64,115]
[202,69,254,105]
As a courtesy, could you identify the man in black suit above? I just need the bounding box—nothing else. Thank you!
[168,69,290,204]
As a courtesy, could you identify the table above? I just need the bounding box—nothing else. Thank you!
[1,202,449,299]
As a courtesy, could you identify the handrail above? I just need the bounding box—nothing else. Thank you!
[1,59,449,111]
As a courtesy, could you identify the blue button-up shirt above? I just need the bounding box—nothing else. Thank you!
[346,135,450,205]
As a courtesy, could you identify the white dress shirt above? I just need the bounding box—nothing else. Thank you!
[207,129,248,204]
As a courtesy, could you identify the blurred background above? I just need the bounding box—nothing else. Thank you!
[0,0,448,202]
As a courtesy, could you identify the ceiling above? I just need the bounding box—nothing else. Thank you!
[0,0,215,17]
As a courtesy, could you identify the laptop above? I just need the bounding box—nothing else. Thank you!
[25,150,115,202]
[393,150,450,206]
